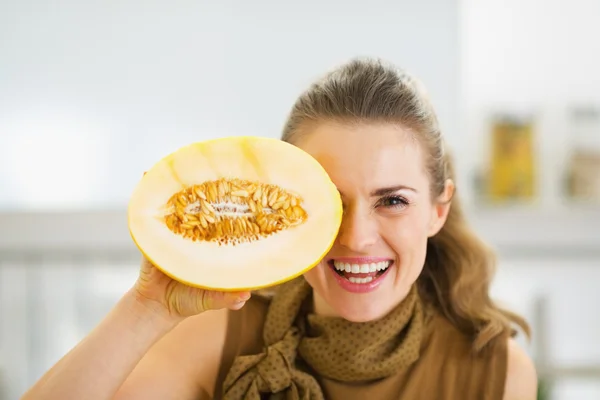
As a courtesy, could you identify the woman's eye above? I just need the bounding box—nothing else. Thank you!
[379,195,409,208]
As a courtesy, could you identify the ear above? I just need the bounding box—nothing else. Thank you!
[427,179,454,237]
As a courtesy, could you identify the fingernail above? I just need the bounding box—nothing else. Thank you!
[238,292,251,301]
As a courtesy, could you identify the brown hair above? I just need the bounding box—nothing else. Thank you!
[280,57,530,351]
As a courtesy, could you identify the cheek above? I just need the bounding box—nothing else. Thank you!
[380,212,431,274]
[303,260,327,289]
[381,212,430,248]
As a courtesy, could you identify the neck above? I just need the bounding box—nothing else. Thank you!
[311,291,337,318]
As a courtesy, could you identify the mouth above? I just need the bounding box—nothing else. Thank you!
[327,258,393,292]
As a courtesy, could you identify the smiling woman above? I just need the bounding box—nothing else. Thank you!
[20,58,538,400]
[219,59,537,400]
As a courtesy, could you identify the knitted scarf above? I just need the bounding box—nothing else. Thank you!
[222,277,424,399]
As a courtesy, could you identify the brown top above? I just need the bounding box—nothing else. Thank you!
[212,282,508,400]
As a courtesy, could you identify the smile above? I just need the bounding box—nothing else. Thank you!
[327,258,393,293]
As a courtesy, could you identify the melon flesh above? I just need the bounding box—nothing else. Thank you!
[127,136,343,291]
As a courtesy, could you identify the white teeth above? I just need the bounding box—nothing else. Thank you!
[333,260,391,273]
[348,276,373,284]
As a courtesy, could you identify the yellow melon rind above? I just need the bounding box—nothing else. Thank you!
[127,136,343,291]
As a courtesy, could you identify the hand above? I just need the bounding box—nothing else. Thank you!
[133,256,251,320]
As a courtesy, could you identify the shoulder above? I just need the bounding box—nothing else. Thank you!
[158,294,271,397]
[423,313,535,399]
[502,338,538,400]
[116,307,229,399]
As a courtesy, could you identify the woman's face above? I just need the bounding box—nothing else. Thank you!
[296,121,452,322]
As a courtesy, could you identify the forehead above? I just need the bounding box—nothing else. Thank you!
[295,122,428,190]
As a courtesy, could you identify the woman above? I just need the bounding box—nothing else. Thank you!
[22,58,537,400]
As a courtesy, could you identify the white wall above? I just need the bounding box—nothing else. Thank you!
[0,0,460,211]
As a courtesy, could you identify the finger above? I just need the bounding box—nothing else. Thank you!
[228,300,247,311]
[199,290,251,312]
[139,256,157,274]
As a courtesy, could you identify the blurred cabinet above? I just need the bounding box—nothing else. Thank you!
[0,257,139,400]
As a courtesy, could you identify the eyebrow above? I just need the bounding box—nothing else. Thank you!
[337,185,418,197]
[370,185,417,196]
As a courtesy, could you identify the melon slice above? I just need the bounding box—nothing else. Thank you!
[127,136,343,291]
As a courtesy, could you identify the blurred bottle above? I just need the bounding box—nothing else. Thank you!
[565,105,600,203]
[486,113,537,203]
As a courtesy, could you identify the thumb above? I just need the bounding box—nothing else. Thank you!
[199,290,251,312]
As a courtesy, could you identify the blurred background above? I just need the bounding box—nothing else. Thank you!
[1,0,599,399]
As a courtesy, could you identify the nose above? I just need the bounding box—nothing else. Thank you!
[337,207,378,252]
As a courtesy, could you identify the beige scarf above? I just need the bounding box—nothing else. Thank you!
[222,277,424,399]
